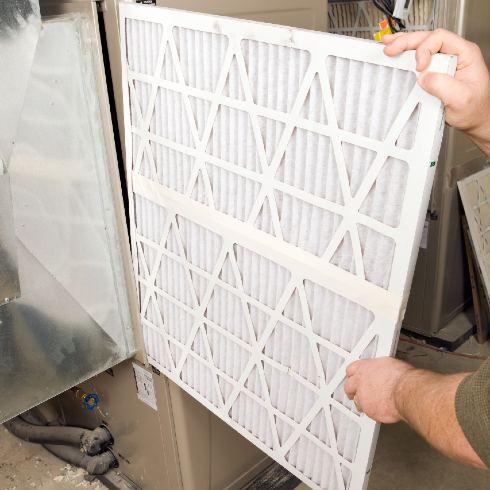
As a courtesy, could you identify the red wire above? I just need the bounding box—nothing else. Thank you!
[398,338,487,361]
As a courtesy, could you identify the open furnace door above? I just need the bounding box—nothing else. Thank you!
[0,3,142,424]
[121,3,456,490]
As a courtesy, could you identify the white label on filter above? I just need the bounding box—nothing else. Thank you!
[133,363,157,410]
[420,221,429,249]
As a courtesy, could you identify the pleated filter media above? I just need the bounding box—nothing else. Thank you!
[121,4,455,489]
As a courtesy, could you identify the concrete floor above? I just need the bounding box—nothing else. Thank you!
[296,333,490,490]
[2,334,489,490]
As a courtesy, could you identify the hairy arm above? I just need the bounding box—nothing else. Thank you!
[344,357,486,469]
[382,29,490,157]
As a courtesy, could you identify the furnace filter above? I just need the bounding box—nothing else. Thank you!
[121,5,455,489]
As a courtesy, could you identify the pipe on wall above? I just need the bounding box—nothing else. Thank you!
[4,416,113,455]
[3,410,118,476]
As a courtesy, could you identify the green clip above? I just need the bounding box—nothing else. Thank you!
[430,161,436,167]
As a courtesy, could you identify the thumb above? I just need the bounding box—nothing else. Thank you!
[418,71,465,108]
[346,360,361,378]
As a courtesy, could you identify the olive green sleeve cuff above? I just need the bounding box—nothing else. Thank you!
[455,358,490,469]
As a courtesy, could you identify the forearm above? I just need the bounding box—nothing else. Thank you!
[467,126,490,159]
[395,369,486,469]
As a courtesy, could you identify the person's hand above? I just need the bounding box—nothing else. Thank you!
[344,357,414,423]
[382,30,490,153]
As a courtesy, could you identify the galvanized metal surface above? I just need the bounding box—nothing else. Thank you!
[0,240,122,423]
[0,0,41,167]
[41,0,147,363]
[0,172,21,306]
[0,14,136,423]
[10,15,133,351]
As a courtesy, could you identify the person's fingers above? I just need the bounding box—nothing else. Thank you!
[415,29,478,71]
[382,32,404,43]
[346,360,361,378]
[382,32,407,45]
[418,71,470,108]
[344,376,357,400]
[383,29,478,72]
[383,31,432,58]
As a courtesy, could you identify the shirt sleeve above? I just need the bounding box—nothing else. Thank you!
[455,357,490,469]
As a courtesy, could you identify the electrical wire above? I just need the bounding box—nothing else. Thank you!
[372,0,406,32]
[398,338,488,361]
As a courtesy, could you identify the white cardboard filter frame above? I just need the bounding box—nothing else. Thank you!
[458,168,490,304]
[120,4,455,489]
